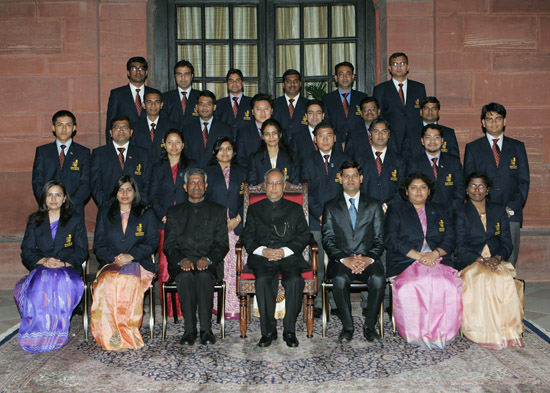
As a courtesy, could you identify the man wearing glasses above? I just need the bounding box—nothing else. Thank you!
[344,97,381,161]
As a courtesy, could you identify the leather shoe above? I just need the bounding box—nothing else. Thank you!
[338,330,353,343]
[200,330,216,345]
[314,308,322,319]
[330,308,341,317]
[180,332,197,346]
[282,331,299,348]
[363,327,380,342]
[258,332,276,347]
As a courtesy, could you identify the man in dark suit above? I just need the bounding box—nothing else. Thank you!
[105,56,153,143]
[290,99,324,160]
[322,62,368,146]
[273,69,308,143]
[372,52,426,159]
[164,168,229,346]
[131,89,179,165]
[300,122,350,316]
[32,110,91,214]
[407,97,460,159]
[407,124,465,212]
[241,168,311,348]
[91,115,151,208]
[214,69,253,138]
[161,60,200,129]
[235,93,273,168]
[322,160,385,342]
[183,90,233,168]
[344,97,381,161]
[464,102,530,266]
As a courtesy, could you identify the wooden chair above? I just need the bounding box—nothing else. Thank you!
[235,181,318,339]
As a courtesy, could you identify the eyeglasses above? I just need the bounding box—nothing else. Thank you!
[468,184,487,190]
[391,62,407,67]
[113,125,130,131]
[362,107,378,113]
[130,66,147,72]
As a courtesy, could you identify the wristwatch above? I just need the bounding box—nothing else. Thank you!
[506,207,515,217]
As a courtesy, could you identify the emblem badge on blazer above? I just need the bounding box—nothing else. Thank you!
[192,108,199,117]
[335,171,342,183]
[283,167,288,180]
[135,223,145,237]
[240,183,244,195]
[355,105,361,116]
[414,98,420,109]
[70,159,79,171]
[301,115,308,125]
[509,157,518,170]
[495,222,501,235]
[135,164,142,176]
[243,110,251,120]
[445,174,453,186]
[64,234,73,247]
[160,138,165,149]
[441,141,448,153]
[390,169,398,182]
[439,219,445,232]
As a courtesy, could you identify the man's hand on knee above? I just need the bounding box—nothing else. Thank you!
[196,257,211,271]
[179,258,194,271]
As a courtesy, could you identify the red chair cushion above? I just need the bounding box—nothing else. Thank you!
[240,270,314,281]
[249,193,304,206]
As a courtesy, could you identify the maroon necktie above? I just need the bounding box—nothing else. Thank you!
[181,91,187,115]
[323,154,330,175]
[232,96,239,118]
[492,138,501,167]
[150,123,156,142]
[118,147,125,170]
[375,151,382,176]
[289,98,295,119]
[398,83,405,106]
[342,93,349,118]
[202,122,209,148]
[135,89,142,116]
[432,157,438,180]
[59,145,66,168]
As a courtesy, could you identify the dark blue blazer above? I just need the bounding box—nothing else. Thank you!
[215,95,253,138]
[21,214,88,274]
[161,88,200,129]
[93,207,158,272]
[105,84,154,143]
[344,122,372,161]
[183,118,233,169]
[407,153,465,211]
[90,144,151,208]
[372,79,426,158]
[205,164,247,235]
[247,149,300,186]
[384,200,455,277]
[322,89,368,142]
[300,150,351,230]
[272,95,308,143]
[463,135,529,223]
[357,148,406,205]
[32,141,91,213]
[235,122,262,168]
[454,201,513,270]
[131,116,179,165]
[290,125,343,161]
[149,158,197,227]
[407,124,460,160]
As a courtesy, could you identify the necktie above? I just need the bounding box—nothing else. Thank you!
[118,147,125,170]
[323,154,330,175]
[432,157,438,180]
[150,123,156,142]
[342,93,349,118]
[59,145,66,168]
[289,98,295,119]
[492,138,501,167]
[349,197,357,230]
[232,96,239,118]
[135,89,142,116]
[398,83,405,106]
[181,91,187,115]
[375,151,382,176]
[202,122,209,147]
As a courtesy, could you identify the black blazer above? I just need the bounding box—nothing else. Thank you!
[90,144,151,208]
[344,123,371,161]
[406,153,465,211]
[32,141,91,213]
[463,135,530,223]
[161,88,200,129]
[290,125,343,161]
[21,214,88,275]
[215,95,253,138]
[384,199,455,277]
[183,118,234,168]
[322,193,385,278]
[131,116,179,165]
[407,124,460,160]
[454,201,513,270]
[357,148,406,205]
[272,95,308,143]
[235,122,262,168]
[372,79,426,158]
[300,150,351,230]
[322,89,368,142]
[93,207,158,272]
[205,164,247,236]
[105,84,154,143]
[164,200,229,279]
[247,149,300,186]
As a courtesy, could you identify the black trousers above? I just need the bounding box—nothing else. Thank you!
[248,254,305,336]
[175,269,215,333]
[331,259,385,332]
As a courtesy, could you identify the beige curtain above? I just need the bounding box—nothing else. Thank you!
[276,7,299,39]
[177,7,200,40]
[304,6,327,38]
[276,44,299,77]
[304,43,327,76]
[234,6,257,39]
[206,7,229,39]
[332,5,356,37]
[234,44,258,77]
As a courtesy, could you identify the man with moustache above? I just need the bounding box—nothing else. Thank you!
[215,69,253,138]
[344,97,381,161]
[273,69,308,143]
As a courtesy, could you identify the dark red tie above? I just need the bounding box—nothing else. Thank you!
[135,89,142,116]
[232,96,239,118]
[202,122,209,148]
[150,123,156,142]
[59,145,66,168]
[492,138,501,167]
[432,157,438,180]
[323,154,330,174]
[342,93,349,118]
[289,98,295,119]
[118,147,125,170]
[375,151,382,176]
[181,91,187,115]
[398,83,405,106]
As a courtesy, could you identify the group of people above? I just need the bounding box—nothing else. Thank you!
[15,51,529,353]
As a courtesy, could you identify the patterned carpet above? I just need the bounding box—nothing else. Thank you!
[1,311,550,393]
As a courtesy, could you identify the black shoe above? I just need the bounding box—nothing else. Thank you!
[180,332,197,346]
[363,327,380,342]
[330,308,341,317]
[362,308,368,317]
[338,330,353,343]
[258,332,276,347]
[282,331,299,348]
[200,330,216,345]
[314,308,322,319]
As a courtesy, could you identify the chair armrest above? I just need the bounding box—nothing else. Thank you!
[308,234,318,291]
[235,237,243,274]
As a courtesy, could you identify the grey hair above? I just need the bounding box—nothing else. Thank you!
[184,167,208,184]
[263,168,285,183]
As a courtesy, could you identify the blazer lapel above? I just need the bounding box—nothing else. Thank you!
[338,195,355,232]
